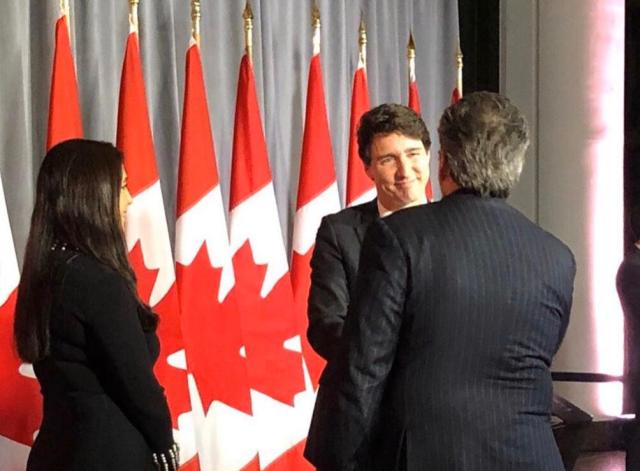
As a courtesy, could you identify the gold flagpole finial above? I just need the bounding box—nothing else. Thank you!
[311,2,321,54]
[243,1,254,62]
[358,15,367,49]
[312,3,321,30]
[191,0,201,45]
[407,31,416,82]
[455,42,464,96]
[407,31,416,59]
[59,0,69,17]
[129,0,140,33]
[358,14,367,68]
[59,0,71,42]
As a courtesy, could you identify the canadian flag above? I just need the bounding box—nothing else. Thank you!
[0,9,81,467]
[345,54,374,207]
[116,27,197,468]
[408,51,433,202]
[175,39,259,471]
[0,174,41,470]
[47,11,82,150]
[290,30,340,388]
[229,54,314,469]
[408,76,421,115]
[451,87,461,104]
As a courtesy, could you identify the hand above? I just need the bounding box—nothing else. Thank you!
[152,442,180,470]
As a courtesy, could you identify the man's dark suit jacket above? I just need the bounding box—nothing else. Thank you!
[617,247,640,468]
[306,199,378,365]
[618,247,640,406]
[306,190,575,471]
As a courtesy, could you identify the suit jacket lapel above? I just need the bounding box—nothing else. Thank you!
[354,199,379,245]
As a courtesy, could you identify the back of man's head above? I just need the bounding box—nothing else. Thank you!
[357,103,431,166]
[438,91,529,198]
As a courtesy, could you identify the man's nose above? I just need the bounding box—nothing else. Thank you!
[396,157,411,178]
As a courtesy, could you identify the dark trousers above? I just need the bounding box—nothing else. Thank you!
[627,421,640,470]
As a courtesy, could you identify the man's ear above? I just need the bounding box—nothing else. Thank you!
[438,151,448,181]
[439,151,460,196]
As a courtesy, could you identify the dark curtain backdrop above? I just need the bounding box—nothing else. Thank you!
[458,0,499,94]
[0,0,459,263]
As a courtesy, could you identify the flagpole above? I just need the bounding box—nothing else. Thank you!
[243,1,254,63]
[191,0,201,46]
[60,0,69,21]
[358,14,367,70]
[455,42,464,97]
[407,31,416,84]
[60,0,71,43]
[311,2,320,55]
[129,0,139,34]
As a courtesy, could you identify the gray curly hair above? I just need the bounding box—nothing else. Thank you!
[438,92,529,198]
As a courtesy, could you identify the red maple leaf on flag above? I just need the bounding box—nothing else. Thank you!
[262,440,314,471]
[0,291,42,446]
[291,249,325,387]
[179,455,201,471]
[128,241,160,305]
[176,244,252,415]
[241,457,261,471]
[152,285,192,428]
[232,241,305,406]
[128,241,191,427]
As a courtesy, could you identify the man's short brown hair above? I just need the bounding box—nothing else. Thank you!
[357,103,431,166]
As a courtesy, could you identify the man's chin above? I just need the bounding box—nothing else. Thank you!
[401,191,427,206]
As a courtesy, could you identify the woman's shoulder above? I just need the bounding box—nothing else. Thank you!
[62,252,126,292]
[59,253,139,321]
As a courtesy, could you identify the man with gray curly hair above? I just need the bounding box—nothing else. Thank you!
[312,92,576,470]
[437,91,529,198]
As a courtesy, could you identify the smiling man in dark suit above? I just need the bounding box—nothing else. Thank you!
[304,104,431,470]
[306,92,576,471]
[306,103,431,364]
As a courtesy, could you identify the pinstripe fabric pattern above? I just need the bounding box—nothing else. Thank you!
[310,190,575,471]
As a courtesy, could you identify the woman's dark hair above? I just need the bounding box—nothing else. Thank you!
[14,139,157,363]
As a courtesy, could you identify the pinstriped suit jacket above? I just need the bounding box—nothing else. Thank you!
[307,190,575,471]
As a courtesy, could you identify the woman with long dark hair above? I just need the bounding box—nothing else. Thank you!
[14,139,178,470]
